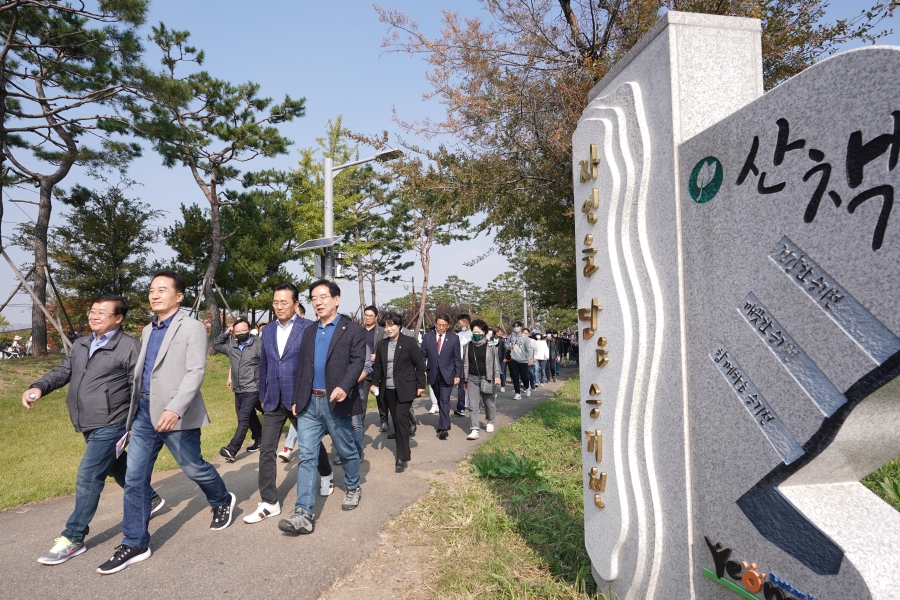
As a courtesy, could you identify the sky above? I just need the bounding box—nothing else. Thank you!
[2,0,897,328]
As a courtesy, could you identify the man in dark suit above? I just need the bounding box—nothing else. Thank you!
[279,280,367,535]
[243,283,315,524]
[420,313,461,440]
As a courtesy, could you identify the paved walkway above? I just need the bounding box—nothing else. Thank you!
[0,371,572,599]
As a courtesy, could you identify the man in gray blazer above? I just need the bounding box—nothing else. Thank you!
[97,271,235,575]
[22,294,163,566]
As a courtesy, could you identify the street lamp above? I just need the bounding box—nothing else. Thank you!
[320,148,404,279]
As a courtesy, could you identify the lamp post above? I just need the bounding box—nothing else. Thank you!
[322,148,403,280]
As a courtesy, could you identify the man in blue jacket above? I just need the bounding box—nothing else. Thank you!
[23,294,163,566]
[243,283,315,524]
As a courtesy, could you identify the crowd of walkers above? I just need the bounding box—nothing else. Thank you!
[19,271,577,575]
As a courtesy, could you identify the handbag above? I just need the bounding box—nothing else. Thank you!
[471,343,495,395]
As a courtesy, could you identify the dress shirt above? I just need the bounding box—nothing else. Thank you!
[141,313,177,395]
[276,314,297,358]
[89,327,120,358]
[312,314,340,391]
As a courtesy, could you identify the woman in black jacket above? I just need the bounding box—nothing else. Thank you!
[370,311,427,472]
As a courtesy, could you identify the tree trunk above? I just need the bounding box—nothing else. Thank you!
[369,249,377,306]
[417,229,433,333]
[30,181,53,356]
[357,241,365,313]
[203,195,223,348]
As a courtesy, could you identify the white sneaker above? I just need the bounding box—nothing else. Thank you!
[526,389,532,397]
[320,475,334,497]
[243,501,281,524]
[486,423,494,432]
[277,447,291,462]
[513,394,522,400]
[467,429,479,440]
[500,387,506,393]
[428,405,439,414]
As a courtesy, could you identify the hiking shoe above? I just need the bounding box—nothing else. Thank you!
[150,496,165,516]
[219,447,236,463]
[246,439,261,453]
[342,487,361,511]
[277,447,291,462]
[467,429,479,440]
[96,544,150,574]
[38,536,85,565]
[278,509,314,534]
[243,501,281,524]
[210,492,236,530]
[486,423,495,433]
[513,394,522,400]
[320,475,334,497]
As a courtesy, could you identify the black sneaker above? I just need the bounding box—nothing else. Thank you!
[219,447,236,463]
[96,544,151,574]
[246,439,261,453]
[210,492,236,530]
[453,410,466,418]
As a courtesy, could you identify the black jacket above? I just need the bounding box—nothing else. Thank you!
[370,333,426,403]
[212,331,261,393]
[292,314,367,418]
[31,329,139,432]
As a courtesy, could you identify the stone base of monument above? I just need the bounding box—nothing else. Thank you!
[573,10,900,600]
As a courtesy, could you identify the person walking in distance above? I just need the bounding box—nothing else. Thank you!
[370,311,426,471]
[214,317,262,462]
[245,284,335,525]
[279,280,366,534]
[463,319,502,439]
[533,331,549,386]
[23,294,164,566]
[361,305,389,433]
[506,321,534,400]
[453,314,472,417]
[97,271,235,575]
[420,314,462,439]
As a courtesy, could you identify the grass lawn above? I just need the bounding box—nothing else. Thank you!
[387,377,601,599]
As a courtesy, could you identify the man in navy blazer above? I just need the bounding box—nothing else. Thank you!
[243,283,315,524]
[278,280,367,535]
[420,313,461,439]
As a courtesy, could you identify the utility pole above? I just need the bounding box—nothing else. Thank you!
[411,275,416,330]
[523,287,528,329]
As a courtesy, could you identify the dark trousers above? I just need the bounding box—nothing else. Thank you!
[456,380,467,412]
[226,391,261,453]
[508,360,530,394]
[384,388,412,461]
[258,404,331,505]
[546,358,556,381]
[376,384,390,425]
[433,372,455,431]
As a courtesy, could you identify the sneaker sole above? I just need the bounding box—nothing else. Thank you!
[38,544,86,565]
[342,497,361,511]
[150,498,166,516]
[96,547,151,574]
[210,492,236,531]
[277,454,290,462]
[278,518,314,534]
[320,484,334,497]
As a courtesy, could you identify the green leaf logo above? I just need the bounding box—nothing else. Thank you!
[688,156,723,204]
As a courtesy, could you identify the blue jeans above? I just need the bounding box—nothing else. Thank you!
[62,422,158,543]
[123,399,230,547]
[528,364,538,388]
[499,361,507,387]
[537,360,547,384]
[285,422,298,450]
[294,395,360,514]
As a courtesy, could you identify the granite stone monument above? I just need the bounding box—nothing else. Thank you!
[574,10,900,599]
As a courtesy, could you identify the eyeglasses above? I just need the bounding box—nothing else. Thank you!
[272,301,295,308]
[310,294,332,302]
[87,310,114,318]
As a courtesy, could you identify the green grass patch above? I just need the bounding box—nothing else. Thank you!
[0,353,252,512]
[862,456,900,511]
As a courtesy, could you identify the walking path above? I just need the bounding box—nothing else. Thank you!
[1,372,572,599]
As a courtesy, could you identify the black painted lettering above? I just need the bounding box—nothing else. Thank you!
[704,536,732,579]
[774,118,806,166]
[725,559,743,580]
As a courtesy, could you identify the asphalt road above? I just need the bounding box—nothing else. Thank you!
[0,371,572,599]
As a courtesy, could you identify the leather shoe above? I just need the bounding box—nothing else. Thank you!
[438,429,448,440]
[387,432,397,439]
[395,459,407,472]
[379,422,389,433]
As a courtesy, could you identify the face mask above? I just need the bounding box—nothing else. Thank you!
[536,336,542,340]
[472,333,484,342]
[235,332,250,343]
[513,327,521,333]
[460,325,468,331]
